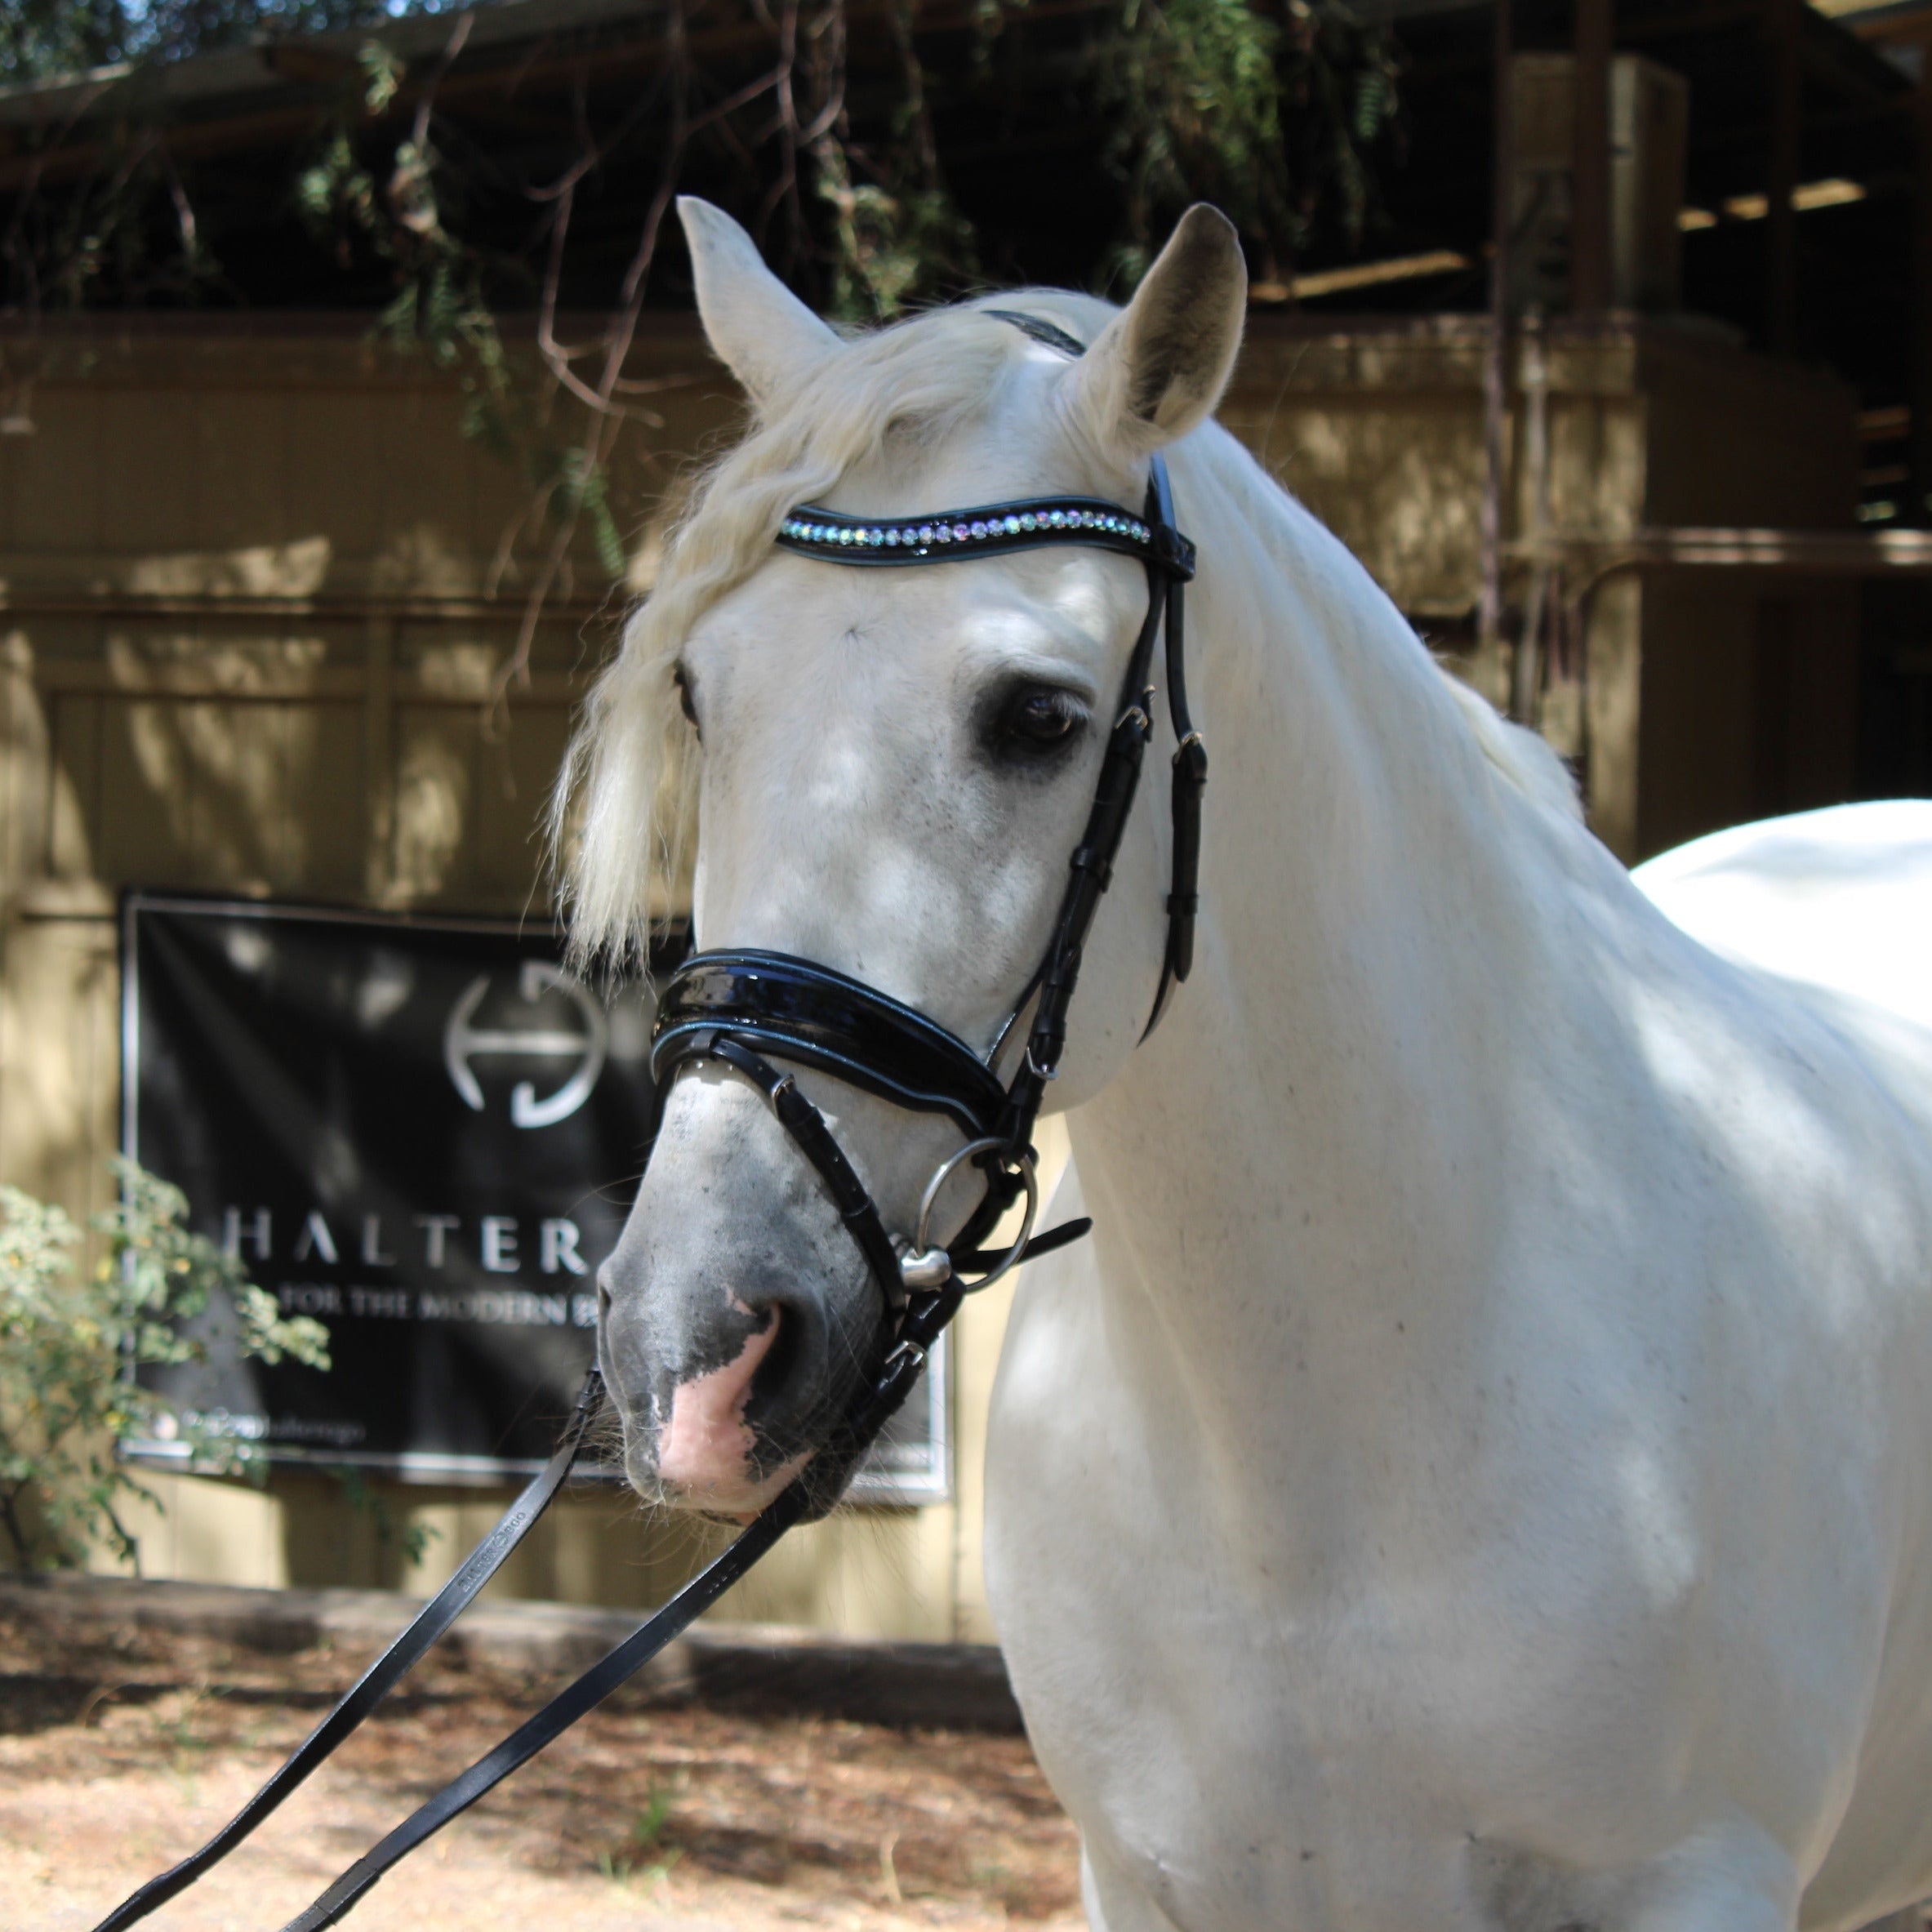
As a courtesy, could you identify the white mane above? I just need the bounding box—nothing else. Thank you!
[1439,670,1585,824]
[554,287,1580,969]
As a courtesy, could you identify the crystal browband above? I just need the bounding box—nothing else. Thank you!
[776,494,1194,576]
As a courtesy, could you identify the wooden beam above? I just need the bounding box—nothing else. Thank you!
[1572,0,1615,314]
[1513,525,1932,572]
[0,593,603,627]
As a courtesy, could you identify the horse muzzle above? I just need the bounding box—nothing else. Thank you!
[596,1067,888,1516]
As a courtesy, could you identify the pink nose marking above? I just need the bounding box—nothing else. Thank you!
[657,1313,779,1495]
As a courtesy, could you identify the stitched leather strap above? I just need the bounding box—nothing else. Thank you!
[701,1031,909,1305]
[274,1297,968,1930]
[88,1371,607,1932]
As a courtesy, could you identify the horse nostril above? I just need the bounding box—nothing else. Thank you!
[749,1302,799,1408]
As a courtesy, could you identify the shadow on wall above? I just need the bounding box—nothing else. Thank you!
[42,639,574,910]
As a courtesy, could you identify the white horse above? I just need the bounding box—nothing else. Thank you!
[566,197,1932,1932]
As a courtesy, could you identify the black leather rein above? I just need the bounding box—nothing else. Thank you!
[91,307,1204,1932]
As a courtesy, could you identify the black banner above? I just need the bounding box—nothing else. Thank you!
[120,896,946,1499]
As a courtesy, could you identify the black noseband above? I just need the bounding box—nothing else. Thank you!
[652,951,1008,1141]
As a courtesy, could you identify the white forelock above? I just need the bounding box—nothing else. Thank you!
[552,302,1021,972]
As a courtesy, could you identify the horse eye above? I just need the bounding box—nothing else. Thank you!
[673,662,700,737]
[995,686,1086,757]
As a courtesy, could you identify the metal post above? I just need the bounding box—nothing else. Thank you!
[1765,0,1801,355]
[1571,0,1614,314]
[1480,0,1515,697]
[1514,311,1552,724]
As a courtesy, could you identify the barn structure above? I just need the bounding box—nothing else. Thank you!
[0,0,1924,1636]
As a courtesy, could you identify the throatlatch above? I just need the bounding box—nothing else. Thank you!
[92,307,1203,1932]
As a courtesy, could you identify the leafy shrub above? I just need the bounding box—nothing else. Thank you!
[0,1158,329,1571]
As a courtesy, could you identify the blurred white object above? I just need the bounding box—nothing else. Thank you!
[1634,799,1932,1031]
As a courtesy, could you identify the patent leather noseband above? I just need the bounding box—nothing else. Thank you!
[93,305,1206,1932]
[654,951,1011,1141]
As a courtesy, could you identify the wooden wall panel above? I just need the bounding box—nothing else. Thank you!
[52,693,366,897]
[11,387,103,554]
[0,328,755,1609]
[390,701,477,905]
[195,391,293,555]
[297,699,373,900]
[108,390,203,554]
[96,698,201,884]
[472,703,573,907]
[0,315,1862,1631]
[283,388,383,563]
[0,915,118,1212]
[44,694,100,882]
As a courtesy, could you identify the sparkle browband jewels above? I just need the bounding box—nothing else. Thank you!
[777,500,1153,559]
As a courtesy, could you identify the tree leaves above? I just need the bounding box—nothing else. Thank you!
[0,0,458,87]
[0,1158,330,1573]
[1094,0,1399,290]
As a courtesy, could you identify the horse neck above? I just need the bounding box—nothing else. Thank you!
[1066,431,1582,1444]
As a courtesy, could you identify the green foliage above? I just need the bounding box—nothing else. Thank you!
[0,0,459,87]
[784,0,1400,315]
[1093,0,1400,287]
[293,46,633,599]
[327,1461,442,1570]
[597,1785,685,1888]
[814,147,977,324]
[0,1158,330,1573]
[0,0,128,89]
[812,0,979,322]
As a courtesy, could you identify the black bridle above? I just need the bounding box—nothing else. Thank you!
[92,308,1204,1932]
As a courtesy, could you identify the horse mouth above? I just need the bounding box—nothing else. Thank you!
[630,1302,879,1521]
[657,1452,812,1523]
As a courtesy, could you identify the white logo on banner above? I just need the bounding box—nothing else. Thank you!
[443,962,608,1129]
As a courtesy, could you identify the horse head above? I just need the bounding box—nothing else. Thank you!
[558,197,1245,1519]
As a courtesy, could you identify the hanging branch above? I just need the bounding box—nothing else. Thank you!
[493,0,696,705]
[2,0,1401,723]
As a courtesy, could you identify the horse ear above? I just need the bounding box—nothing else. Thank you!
[1063,204,1247,465]
[677,197,841,406]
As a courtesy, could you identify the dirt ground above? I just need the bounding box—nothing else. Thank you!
[0,1612,1084,1932]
